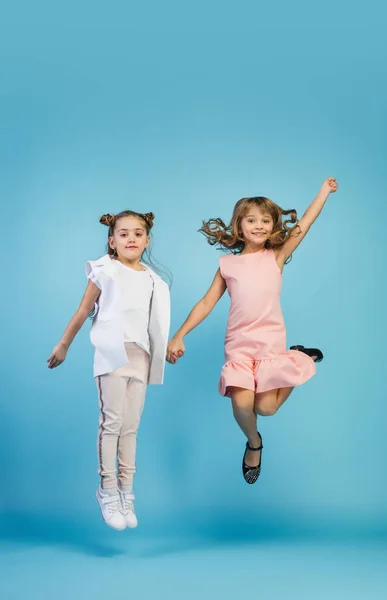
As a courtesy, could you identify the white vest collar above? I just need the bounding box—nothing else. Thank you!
[95,254,167,287]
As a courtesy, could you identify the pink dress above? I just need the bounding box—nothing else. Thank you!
[219,249,316,397]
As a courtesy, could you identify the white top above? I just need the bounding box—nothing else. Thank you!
[86,254,170,382]
[114,261,154,354]
[88,259,154,355]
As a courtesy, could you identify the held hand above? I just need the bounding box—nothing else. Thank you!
[47,343,68,369]
[321,177,338,196]
[166,337,185,364]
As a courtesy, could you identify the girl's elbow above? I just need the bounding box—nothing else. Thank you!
[200,299,215,315]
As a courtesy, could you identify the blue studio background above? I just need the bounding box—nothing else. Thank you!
[1,1,386,599]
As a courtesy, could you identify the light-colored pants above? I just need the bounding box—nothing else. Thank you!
[96,343,149,489]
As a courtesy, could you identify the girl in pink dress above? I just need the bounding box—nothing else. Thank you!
[167,178,338,484]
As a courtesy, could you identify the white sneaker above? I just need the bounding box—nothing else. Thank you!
[119,489,138,528]
[96,487,126,531]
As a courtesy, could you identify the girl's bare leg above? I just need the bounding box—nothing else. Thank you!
[229,387,262,467]
[254,387,295,416]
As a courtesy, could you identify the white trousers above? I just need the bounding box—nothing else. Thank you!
[96,343,149,489]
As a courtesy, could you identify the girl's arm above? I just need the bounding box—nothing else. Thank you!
[47,281,101,369]
[166,269,227,364]
[275,177,338,268]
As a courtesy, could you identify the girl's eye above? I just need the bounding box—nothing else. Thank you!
[120,233,127,237]
[136,232,143,237]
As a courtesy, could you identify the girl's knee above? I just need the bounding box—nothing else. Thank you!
[231,397,254,414]
[255,402,278,417]
[254,392,279,416]
[101,418,123,435]
[230,388,255,410]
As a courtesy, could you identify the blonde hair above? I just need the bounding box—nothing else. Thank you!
[200,196,300,259]
[99,210,172,286]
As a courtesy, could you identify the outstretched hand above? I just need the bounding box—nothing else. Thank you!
[166,337,185,364]
[321,177,338,195]
[47,343,68,369]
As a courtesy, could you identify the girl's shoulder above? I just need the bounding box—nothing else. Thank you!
[87,254,112,268]
[219,252,237,277]
[86,254,114,277]
[219,252,236,264]
[85,254,114,290]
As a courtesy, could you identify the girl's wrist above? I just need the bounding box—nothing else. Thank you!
[319,185,331,198]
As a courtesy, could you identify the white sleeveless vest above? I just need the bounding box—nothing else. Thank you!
[85,254,170,383]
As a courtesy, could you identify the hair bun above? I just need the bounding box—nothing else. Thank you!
[143,212,155,229]
[100,213,116,227]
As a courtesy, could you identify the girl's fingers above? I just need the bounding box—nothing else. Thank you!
[49,357,61,369]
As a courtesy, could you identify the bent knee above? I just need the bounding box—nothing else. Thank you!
[257,404,278,417]
[254,394,279,417]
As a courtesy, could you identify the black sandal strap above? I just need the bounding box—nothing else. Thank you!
[246,432,263,452]
[246,443,263,452]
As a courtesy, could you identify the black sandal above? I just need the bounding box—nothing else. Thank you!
[242,432,263,485]
[290,345,324,363]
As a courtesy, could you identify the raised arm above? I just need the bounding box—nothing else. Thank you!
[167,268,227,363]
[47,280,101,369]
[276,177,338,267]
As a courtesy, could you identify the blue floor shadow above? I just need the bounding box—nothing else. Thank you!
[0,511,126,558]
[1,509,386,560]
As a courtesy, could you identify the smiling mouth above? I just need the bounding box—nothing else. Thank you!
[126,246,138,249]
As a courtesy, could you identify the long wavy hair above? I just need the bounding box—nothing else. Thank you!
[99,210,173,287]
[199,196,300,262]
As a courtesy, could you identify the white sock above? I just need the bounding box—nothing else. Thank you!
[119,484,133,495]
[100,486,118,497]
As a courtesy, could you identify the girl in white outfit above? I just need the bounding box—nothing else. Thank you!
[47,211,170,531]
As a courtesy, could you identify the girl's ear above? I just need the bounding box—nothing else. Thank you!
[108,236,115,250]
[145,236,150,248]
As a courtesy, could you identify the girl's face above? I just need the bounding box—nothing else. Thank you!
[109,216,150,262]
[240,206,274,247]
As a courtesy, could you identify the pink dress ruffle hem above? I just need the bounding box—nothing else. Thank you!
[219,350,316,397]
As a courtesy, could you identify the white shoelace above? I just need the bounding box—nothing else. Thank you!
[121,493,135,514]
[102,495,122,516]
